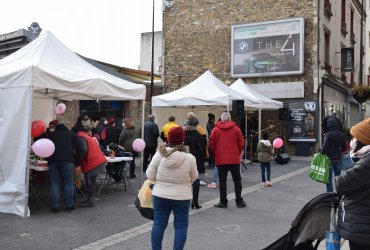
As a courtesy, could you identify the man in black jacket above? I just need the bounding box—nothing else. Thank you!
[143,115,159,172]
[47,123,84,213]
[320,116,347,192]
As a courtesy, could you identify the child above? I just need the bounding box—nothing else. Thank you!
[257,132,273,187]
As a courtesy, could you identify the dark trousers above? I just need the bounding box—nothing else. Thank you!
[349,241,370,250]
[217,164,243,204]
[143,147,157,172]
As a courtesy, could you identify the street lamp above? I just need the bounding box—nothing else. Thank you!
[150,0,174,113]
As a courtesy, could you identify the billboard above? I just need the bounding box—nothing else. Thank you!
[288,100,317,143]
[231,17,304,78]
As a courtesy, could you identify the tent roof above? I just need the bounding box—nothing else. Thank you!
[230,79,283,109]
[0,31,146,101]
[152,70,248,107]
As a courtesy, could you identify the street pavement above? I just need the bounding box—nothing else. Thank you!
[0,156,349,250]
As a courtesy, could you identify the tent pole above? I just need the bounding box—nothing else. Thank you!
[139,100,146,188]
[24,87,33,217]
[258,107,262,142]
[244,111,248,163]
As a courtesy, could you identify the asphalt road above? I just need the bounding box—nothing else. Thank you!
[0,156,342,250]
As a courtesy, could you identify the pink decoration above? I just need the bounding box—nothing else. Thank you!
[31,138,55,158]
[132,138,146,152]
[273,138,283,149]
[55,103,66,114]
[31,120,46,137]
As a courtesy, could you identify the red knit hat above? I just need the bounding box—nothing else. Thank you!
[49,120,59,126]
[108,118,116,125]
[167,126,185,144]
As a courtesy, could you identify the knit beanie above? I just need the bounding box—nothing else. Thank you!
[167,126,185,144]
[221,112,231,121]
[108,118,116,125]
[188,117,199,127]
[208,113,215,120]
[350,118,370,145]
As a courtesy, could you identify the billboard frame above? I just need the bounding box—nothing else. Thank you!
[231,17,305,78]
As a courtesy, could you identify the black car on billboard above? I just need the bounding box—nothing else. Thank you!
[243,53,285,73]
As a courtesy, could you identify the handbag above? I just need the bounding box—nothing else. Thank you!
[338,152,354,171]
[325,203,341,250]
[308,153,331,184]
[135,179,155,220]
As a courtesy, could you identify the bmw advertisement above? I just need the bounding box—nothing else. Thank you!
[231,17,304,78]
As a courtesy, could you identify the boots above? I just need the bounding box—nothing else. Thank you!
[80,198,94,207]
[191,179,202,209]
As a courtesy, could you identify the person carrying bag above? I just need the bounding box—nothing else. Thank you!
[308,153,331,184]
[135,179,155,220]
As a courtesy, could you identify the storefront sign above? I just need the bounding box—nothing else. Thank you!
[288,100,317,142]
[341,47,354,72]
[231,17,304,78]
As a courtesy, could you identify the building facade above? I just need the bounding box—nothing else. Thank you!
[161,0,366,155]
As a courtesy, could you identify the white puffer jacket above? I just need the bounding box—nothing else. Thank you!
[146,143,198,200]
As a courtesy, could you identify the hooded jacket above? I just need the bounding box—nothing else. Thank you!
[335,153,370,246]
[320,116,347,163]
[257,140,273,163]
[146,143,198,200]
[209,121,244,166]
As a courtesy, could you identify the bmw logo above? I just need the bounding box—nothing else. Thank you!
[238,42,248,53]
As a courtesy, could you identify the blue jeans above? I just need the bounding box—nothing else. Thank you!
[48,162,74,208]
[211,166,218,183]
[151,196,190,250]
[326,162,341,192]
[260,162,271,182]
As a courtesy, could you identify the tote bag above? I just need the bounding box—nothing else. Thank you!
[308,153,331,184]
[135,179,155,220]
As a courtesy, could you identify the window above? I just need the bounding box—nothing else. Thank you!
[341,0,348,35]
[324,0,333,18]
[324,27,331,73]
[350,7,356,44]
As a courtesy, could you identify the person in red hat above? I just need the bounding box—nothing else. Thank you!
[146,126,198,250]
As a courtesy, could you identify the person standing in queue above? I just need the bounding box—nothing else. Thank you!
[143,114,160,172]
[119,118,138,178]
[209,112,246,208]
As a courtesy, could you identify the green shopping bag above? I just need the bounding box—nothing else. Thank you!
[308,153,331,184]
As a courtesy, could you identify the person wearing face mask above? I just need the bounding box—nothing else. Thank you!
[320,116,347,192]
[96,117,107,144]
[335,118,370,249]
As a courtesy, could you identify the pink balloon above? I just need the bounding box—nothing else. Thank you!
[55,103,66,114]
[132,138,146,152]
[273,138,283,148]
[31,138,55,158]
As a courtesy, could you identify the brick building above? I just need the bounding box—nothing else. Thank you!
[161,0,366,155]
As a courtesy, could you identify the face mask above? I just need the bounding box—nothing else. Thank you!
[49,128,55,132]
[103,121,108,125]
[81,119,91,127]
[122,123,125,127]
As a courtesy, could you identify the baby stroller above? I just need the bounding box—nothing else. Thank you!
[263,192,340,250]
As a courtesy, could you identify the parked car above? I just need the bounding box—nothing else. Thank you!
[243,53,284,73]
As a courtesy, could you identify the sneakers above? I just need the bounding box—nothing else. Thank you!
[236,200,247,208]
[266,180,273,187]
[207,182,217,188]
[199,180,207,186]
[261,182,266,186]
[214,202,228,208]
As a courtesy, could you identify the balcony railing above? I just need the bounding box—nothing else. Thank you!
[324,62,332,74]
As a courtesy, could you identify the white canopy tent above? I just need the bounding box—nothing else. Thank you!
[230,79,283,154]
[0,31,146,217]
[152,71,253,130]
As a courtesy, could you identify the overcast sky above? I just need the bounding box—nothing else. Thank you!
[0,0,163,69]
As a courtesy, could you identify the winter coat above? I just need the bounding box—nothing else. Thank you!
[119,127,138,152]
[184,126,206,174]
[209,121,244,166]
[257,140,273,163]
[146,143,198,200]
[101,125,119,149]
[206,120,215,137]
[320,116,347,164]
[47,124,82,164]
[144,119,160,148]
[335,153,370,246]
[77,132,107,174]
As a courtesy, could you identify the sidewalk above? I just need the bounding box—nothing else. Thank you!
[0,156,351,249]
